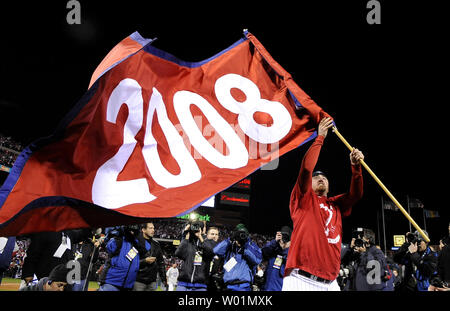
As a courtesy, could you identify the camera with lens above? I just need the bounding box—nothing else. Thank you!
[338,264,355,289]
[122,224,140,239]
[406,232,418,244]
[431,277,448,288]
[281,232,290,243]
[352,228,364,239]
[354,238,365,248]
[103,224,141,249]
[231,230,249,245]
[279,226,292,244]
[211,271,225,291]
[189,220,204,234]
[352,228,366,248]
[106,224,139,239]
[351,227,375,249]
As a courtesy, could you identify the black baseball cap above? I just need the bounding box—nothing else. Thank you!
[312,171,327,178]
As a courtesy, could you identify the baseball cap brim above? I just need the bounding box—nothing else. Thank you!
[312,171,327,178]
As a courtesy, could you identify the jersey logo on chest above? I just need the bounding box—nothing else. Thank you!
[319,203,340,244]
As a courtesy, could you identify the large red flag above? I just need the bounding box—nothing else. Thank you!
[0,31,330,236]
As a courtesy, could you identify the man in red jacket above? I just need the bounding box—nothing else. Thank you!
[282,117,364,291]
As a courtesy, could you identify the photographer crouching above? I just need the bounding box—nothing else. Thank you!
[341,228,392,291]
[213,224,262,291]
[174,220,215,291]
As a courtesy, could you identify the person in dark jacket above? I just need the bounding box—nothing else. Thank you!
[175,220,214,291]
[261,226,291,291]
[437,236,450,284]
[213,224,262,291]
[342,229,392,291]
[20,263,70,291]
[354,231,391,291]
[394,230,438,291]
[21,228,91,287]
[133,222,167,291]
[98,224,145,291]
[392,265,403,289]
[204,226,220,291]
[71,235,101,291]
[384,257,396,291]
[429,235,450,291]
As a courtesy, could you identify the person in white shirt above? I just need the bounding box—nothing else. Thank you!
[166,263,179,291]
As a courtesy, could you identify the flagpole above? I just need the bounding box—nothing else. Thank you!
[376,208,381,247]
[332,126,430,243]
[381,196,387,253]
[406,195,412,232]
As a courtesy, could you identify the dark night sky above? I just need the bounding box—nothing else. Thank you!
[0,1,447,247]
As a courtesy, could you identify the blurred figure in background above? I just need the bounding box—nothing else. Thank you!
[166,262,179,291]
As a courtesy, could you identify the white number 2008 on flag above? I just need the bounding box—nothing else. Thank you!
[92,74,292,209]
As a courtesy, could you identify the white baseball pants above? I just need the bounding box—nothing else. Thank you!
[282,269,340,291]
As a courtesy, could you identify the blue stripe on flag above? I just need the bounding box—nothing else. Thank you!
[89,32,155,89]
[142,37,247,68]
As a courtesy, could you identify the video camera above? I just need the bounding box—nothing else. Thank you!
[107,224,140,241]
[189,221,203,233]
[189,220,204,234]
[123,224,140,236]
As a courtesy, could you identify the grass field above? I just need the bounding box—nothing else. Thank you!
[0,277,100,291]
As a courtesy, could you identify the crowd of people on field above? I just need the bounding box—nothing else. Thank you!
[0,218,448,292]
[0,219,273,291]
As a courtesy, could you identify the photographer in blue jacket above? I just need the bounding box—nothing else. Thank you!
[261,226,291,291]
[213,224,262,291]
[98,224,146,291]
